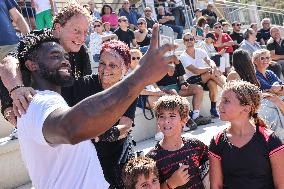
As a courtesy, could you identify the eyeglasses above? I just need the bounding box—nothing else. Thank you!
[214,26,222,29]
[233,24,241,26]
[259,56,271,61]
[137,22,144,25]
[99,62,121,70]
[263,22,270,25]
[94,25,101,28]
[184,37,194,42]
[132,57,141,60]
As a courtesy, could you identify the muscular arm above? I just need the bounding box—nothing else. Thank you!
[9,7,30,35]
[43,72,145,145]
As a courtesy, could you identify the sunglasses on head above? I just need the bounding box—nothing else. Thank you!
[214,26,222,29]
[184,37,194,42]
[132,57,141,60]
[94,25,101,28]
[259,56,270,61]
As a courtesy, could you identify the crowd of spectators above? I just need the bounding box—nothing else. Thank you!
[1,1,284,189]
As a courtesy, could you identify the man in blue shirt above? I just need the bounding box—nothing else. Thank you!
[0,0,30,61]
[119,0,138,31]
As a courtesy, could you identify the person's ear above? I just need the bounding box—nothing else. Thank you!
[53,23,62,36]
[25,60,39,72]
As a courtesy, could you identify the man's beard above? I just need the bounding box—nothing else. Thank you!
[39,65,74,87]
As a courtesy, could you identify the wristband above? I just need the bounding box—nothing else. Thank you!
[9,85,25,96]
[166,180,173,189]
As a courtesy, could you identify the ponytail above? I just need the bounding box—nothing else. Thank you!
[253,113,268,128]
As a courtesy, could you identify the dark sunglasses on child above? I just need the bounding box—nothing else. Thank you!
[183,37,195,42]
[132,57,141,60]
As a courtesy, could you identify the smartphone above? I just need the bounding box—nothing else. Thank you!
[158,25,174,53]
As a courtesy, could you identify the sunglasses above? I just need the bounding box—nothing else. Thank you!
[94,25,101,28]
[121,19,128,22]
[214,26,222,29]
[137,22,144,25]
[132,57,141,60]
[184,37,194,42]
[259,56,271,61]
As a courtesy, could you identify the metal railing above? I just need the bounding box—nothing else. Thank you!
[214,1,284,27]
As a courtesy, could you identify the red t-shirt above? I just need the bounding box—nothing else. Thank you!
[213,33,234,53]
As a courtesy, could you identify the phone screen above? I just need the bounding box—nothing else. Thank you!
[158,26,174,56]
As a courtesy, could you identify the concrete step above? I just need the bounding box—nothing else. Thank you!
[0,137,30,189]
[0,114,14,138]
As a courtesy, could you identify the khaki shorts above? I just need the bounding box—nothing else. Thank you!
[0,44,18,61]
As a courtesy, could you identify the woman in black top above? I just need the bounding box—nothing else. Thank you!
[73,40,137,189]
[209,80,284,189]
[134,18,152,47]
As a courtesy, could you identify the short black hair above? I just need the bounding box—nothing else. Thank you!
[17,30,59,86]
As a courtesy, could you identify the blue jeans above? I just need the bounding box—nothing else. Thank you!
[165,24,183,39]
